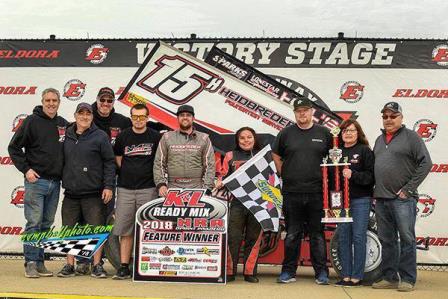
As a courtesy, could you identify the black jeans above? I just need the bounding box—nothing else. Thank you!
[281,192,328,278]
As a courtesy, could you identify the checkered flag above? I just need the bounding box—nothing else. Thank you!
[222,145,282,232]
[26,234,109,259]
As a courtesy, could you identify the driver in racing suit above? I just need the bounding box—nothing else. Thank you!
[153,105,216,195]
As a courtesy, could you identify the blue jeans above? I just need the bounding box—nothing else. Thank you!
[23,178,60,264]
[338,197,371,280]
[375,198,417,284]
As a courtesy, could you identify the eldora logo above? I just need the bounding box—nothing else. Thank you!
[432,44,448,66]
[63,79,86,101]
[413,119,438,142]
[12,114,28,132]
[0,86,37,95]
[10,186,25,208]
[393,88,448,99]
[339,81,364,103]
[417,194,436,218]
[431,163,448,173]
[85,44,109,64]
[0,49,59,59]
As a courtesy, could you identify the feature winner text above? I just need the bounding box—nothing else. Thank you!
[143,230,221,243]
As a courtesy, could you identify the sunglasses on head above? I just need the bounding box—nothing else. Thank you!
[382,114,400,120]
[99,98,114,104]
[131,115,148,121]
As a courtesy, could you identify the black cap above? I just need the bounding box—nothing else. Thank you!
[176,105,195,116]
[97,87,115,99]
[293,97,313,110]
[381,101,402,114]
[75,102,92,113]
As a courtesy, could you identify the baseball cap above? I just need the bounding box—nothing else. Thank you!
[176,105,195,116]
[75,102,92,113]
[293,97,313,110]
[381,101,402,114]
[97,87,115,99]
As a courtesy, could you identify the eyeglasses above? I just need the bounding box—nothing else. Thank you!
[342,129,357,134]
[131,115,148,121]
[99,98,114,104]
[382,114,400,120]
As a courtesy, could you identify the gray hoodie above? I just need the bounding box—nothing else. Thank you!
[373,126,432,199]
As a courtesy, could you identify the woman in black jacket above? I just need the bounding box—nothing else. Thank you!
[335,119,375,287]
[216,127,263,283]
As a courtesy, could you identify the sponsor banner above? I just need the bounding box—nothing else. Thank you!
[133,189,227,283]
[204,46,342,129]
[1,40,448,68]
[119,41,323,152]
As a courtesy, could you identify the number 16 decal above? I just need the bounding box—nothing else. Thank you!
[137,55,224,105]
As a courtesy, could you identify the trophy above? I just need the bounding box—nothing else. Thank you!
[321,127,352,223]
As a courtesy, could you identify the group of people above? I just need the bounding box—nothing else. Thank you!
[9,88,432,292]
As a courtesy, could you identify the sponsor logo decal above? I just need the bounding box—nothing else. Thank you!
[63,79,86,101]
[12,114,27,132]
[432,44,448,66]
[413,119,438,142]
[417,194,436,218]
[85,44,109,64]
[174,257,187,263]
[339,81,364,103]
[10,186,25,208]
[159,246,175,256]
[177,247,195,255]
[58,126,66,142]
[110,127,121,145]
[142,247,158,255]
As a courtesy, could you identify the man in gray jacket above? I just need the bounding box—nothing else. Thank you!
[372,102,432,292]
[153,105,216,196]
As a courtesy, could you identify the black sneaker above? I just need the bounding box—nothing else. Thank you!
[244,275,259,283]
[75,262,91,275]
[334,280,351,287]
[112,266,131,280]
[36,263,53,277]
[226,275,235,282]
[25,261,40,278]
[345,280,363,288]
[57,264,75,278]
[91,264,107,278]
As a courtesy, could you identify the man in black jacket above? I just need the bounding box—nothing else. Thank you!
[8,88,67,278]
[57,102,115,279]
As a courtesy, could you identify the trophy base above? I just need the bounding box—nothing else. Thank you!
[322,217,353,223]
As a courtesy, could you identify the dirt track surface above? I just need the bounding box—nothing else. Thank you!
[0,260,447,299]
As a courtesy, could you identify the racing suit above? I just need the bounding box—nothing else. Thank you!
[219,149,262,277]
[153,130,215,190]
